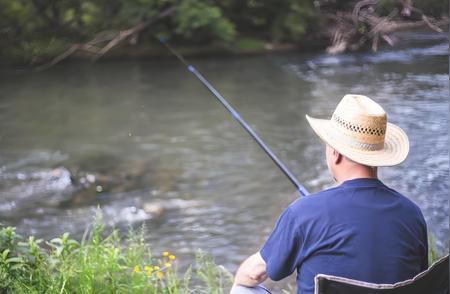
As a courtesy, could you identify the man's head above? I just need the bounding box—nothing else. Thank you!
[306,94,408,181]
[325,144,377,182]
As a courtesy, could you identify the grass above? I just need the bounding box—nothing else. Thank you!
[0,209,443,293]
[428,233,441,265]
[232,37,267,53]
[0,210,233,293]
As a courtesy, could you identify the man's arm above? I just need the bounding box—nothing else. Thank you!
[234,252,267,287]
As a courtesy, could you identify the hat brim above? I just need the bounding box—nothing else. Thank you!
[305,115,409,167]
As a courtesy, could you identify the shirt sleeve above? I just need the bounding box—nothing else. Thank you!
[259,207,302,281]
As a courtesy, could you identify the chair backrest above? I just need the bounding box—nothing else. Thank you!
[314,254,449,294]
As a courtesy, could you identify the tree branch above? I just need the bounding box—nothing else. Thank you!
[36,6,176,71]
[326,0,448,54]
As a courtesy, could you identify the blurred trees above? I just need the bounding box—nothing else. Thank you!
[0,0,237,62]
[323,0,448,54]
[218,0,319,42]
[0,0,447,64]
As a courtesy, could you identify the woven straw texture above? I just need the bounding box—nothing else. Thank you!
[306,94,409,167]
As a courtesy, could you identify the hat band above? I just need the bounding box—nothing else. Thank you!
[332,114,386,137]
[326,127,385,151]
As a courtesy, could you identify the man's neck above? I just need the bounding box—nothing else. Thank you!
[334,166,378,184]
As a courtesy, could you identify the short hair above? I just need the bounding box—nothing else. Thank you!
[343,155,377,171]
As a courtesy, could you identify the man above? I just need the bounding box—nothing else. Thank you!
[231,94,428,294]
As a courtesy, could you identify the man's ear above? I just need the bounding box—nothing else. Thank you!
[333,149,343,165]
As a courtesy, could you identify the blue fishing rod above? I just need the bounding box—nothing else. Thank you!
[159,37,309,197]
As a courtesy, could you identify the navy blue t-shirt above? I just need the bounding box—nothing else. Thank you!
[260,178,428,294]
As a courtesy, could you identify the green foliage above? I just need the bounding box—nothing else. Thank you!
[175,0,235,43]
[218,0,320,43]
[428,233,439,265]
[8,38,68,64]
[234,37,266,52]
[195,251,233,294]
[0,213,233,293]
[269,0,318,43]
[0,0,447,62]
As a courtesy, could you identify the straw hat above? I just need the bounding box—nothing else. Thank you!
[306,94,409,166]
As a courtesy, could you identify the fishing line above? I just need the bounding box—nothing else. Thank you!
[158,37,309,197]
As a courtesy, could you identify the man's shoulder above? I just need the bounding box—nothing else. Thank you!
[379,183,425,218]
[288,181,424,219]
[288,185,343,211]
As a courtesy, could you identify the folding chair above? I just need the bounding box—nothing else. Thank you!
[314,254,449,294]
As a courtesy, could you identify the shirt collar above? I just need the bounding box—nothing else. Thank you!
[340,178,383,188]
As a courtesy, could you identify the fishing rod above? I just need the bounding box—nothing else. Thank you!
[158,37,309,197]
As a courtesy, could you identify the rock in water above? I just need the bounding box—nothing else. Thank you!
[143,202,165,218]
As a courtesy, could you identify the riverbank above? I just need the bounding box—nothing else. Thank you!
[0,213,443,293]
[0,212,234,293]
[2,28,447,69]
[1,0,447,68]
[0,35,329,68]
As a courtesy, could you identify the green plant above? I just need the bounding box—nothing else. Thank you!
[428,233,439,265]
[195,250,233,294]
[0,212,232,293]
[175,0,236,43]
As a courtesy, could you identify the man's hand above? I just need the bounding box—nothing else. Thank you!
[234,252,268,287]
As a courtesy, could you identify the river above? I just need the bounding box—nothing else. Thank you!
[0,31,448,281]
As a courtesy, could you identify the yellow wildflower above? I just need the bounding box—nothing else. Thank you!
[146,270,152,277]
[157,272,164,279]
[153,265,160,270]
[164,262,171,267]
[169,255,176,260]
[162,251,169,257]
[144,265,152,271]
[133,266,140,273]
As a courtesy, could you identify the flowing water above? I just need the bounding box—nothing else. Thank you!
[0,32,448,279]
